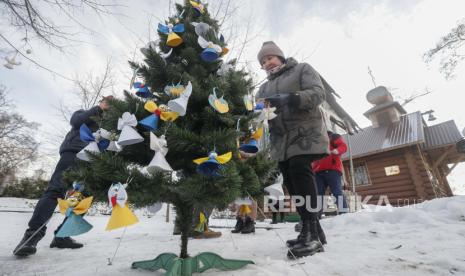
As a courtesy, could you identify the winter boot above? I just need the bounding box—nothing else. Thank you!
[287,219,324,259]
[50,237,83,249]
[231,216,244,233]
[294,220,302,232]
[13,228,46,257]
[271,213,278,224]
[317,220,327,245]
[240,216,255,234]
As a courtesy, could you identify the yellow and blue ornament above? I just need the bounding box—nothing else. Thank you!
[239,127,264,154]
[193,151,232,177]
[190,1,205,16]
[157,23,185,47]
[208,87,229,113]
[55,183,93,238]
[139,101,179,131]
[106,182,139,231]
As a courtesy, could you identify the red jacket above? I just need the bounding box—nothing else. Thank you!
[312,133,347,173]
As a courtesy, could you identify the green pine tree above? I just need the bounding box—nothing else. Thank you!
[65,0,276,259]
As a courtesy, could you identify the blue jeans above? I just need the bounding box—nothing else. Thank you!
[28,152,76,231]
[316,170,348,214]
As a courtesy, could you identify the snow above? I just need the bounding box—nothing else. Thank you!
[1,196,465,276]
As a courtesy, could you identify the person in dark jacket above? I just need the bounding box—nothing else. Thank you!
[256,41,328,258]
[13,96,113,257]
[312,131,349,216]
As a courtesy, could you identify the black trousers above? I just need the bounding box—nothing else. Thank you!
[279,154,321,220]
[28,152,76,231]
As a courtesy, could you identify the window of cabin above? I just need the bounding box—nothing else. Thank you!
[353,162,371,186]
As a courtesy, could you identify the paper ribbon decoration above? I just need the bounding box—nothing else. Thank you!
[77,124,110,161]
[133,82,152,98]
[264,174,285,201]
[117,112,144,146]
[158,23,185,47]
[239,127,263,154]
[106,182,139,231]
[55,194,93,238]
[243,95,253,111]
[193,151,232,177]
[192,22,210,36]
[164,82,187,97]
[167,81,192,116]
[139,101,179,131]
[146,133,173,173]
[208,87,229,113]
[190,1,205,15]
[198,36,223,62]
[238,204,252,216]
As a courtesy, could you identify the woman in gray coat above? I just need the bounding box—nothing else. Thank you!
[256,41,328,258]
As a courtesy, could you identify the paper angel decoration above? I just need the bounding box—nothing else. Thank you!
[264,174,284,201]
[191,22,210,36]
[243,95,253,111]
[164,82,188,97]
[106,182,139,231]
[139,101,179,131]
[167,81,192,116]
[146,133,173,173]
[193,151,232,177]
[4,55,21,69]
[133,82,152,98]
[208,87,229,113]
[77,124,110,161]
[157,23,185,47]
[117,112,144,146]
[190,1,205,16]
[55,184,93,238]
[239,127,263,154]
[198,36,224,62]
[253,106,277,127]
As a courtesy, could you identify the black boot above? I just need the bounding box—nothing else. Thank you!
[286,223,304,248]
[50,237,83,249]
[271,213,278,224]
[317,220,327,245]
[13,228,46,257]
[287,219,324,258]
[294,220,302,232]
[240,216,255,234]
[231,216,244,233]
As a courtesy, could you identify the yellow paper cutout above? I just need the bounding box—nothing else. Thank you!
[145,101,179,122]
[193,156,210,165]
[251,127,264,140]
[216,151,232,164]
[73,196,93,215]
[167,33,183,47]
[214,99,229,113]
[58,198,69,215]
[239,204,252,216]
[106,203,139,231]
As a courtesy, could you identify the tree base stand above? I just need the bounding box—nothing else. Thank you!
[131,252,254,276]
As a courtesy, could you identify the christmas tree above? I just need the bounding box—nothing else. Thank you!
[66,0,276,273]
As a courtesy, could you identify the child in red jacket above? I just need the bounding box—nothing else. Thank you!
[312,131,349,215]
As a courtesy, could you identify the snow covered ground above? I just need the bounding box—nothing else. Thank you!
[0,196,464,276]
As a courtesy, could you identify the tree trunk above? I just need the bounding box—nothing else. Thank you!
[176,203,194,259]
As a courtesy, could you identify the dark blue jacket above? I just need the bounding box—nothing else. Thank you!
[59,106,102,154]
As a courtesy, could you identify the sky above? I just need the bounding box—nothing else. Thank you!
[1,0,464,193]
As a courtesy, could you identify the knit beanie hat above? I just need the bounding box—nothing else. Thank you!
[257,41,285,64]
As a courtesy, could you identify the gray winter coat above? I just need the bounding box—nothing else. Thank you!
[256,58,329,161]
[59,106,102,154]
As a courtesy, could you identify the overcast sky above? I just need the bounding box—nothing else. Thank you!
[1,0,464,193]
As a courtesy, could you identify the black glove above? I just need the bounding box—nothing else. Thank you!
[265,94,290,108]
[288,93,300,108]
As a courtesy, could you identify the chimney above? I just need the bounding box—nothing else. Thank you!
[364,86,406,128]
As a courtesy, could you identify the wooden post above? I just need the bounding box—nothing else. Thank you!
[405,148,427,199]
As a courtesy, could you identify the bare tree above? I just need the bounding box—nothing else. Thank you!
[0,84,39,182]
[424,19,465,80]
